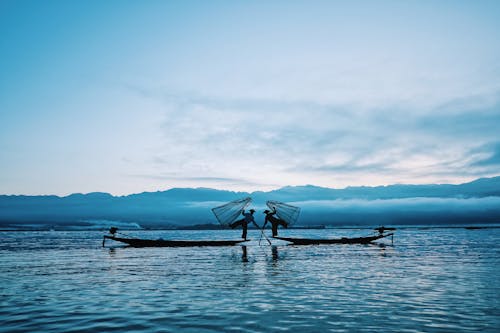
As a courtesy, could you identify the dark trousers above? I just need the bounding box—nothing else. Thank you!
[241,224,248,240]
[230,220,248,239]
[272,220,287,237]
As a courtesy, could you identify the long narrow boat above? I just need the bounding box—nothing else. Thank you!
[103,235,247,248]
[273,233,393,245]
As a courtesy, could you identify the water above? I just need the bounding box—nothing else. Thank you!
[1,227,499,332]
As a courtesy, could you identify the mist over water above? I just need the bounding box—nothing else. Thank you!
[1,228,499,332]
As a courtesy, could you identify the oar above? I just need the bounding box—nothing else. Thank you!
[259,227,272,246]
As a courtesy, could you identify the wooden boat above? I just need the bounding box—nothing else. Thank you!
[103,235,247,248]
[273,233,394,245]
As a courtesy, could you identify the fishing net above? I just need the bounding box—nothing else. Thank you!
[266,200,301,226]
[212,197,252,226]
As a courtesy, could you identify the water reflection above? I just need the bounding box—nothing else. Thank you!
[375,239,395,257]
[241,245,248,262]
[238,245,282,264]
[271,246,279,261]
[2,229,499,333]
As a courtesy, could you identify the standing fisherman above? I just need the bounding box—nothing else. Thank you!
[263,209,288,237]
[230,209,259,240]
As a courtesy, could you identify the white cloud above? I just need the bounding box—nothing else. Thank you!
[124,82,500,191]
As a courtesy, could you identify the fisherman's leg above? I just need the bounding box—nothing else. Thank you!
[272,224,278,237]
[279,220,288,228]
[242,226,247,240]
[231,220,243,229]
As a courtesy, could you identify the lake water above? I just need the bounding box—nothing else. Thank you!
[1,227,499,332]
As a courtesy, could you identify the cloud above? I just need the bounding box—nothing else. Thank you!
[124,66,500,190]
[129,173,274,189]
[296,197,500,210]
[471,142,500,167]
[293,197,500,225]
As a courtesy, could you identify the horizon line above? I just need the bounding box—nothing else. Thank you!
[1,175,498,198]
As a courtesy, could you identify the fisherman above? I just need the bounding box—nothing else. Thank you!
[374,226,395,235]
[263,208,288,237]
[230,209,259,240]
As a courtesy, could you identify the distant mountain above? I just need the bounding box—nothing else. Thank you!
[260,176,500,201]
[1,176,500,229]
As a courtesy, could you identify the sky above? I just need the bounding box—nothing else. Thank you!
[1,0,500,196]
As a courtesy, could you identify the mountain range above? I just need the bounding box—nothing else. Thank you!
[1,176,500,229]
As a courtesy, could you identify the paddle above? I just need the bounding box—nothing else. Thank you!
[259,227,272,246]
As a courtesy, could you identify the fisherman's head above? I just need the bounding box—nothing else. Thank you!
[249,209,255,214]
[263,210,270,214]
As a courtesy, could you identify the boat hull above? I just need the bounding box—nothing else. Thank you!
[103,235,247,247]
[273,233,393,245]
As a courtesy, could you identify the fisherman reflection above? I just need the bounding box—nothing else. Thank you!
[241,246,248,262]
[230,209,259,240]
[263,209,288,237]
[271,246,279,261]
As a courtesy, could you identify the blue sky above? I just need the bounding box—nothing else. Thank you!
[1,0,500,195]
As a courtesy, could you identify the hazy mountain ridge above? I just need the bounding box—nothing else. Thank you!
[1,177,500,229]
[261,177,500,201]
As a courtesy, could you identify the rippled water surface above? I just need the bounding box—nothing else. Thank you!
[1,227,499,332]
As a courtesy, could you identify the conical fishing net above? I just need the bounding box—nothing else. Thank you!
[211,197,252,226]
[266,200,301,226]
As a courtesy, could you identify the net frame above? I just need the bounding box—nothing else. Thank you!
[266,200,301,226]
[211,197,252,226]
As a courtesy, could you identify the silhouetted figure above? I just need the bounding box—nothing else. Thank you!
[230,209,259,240]
[263,209,288,237]
[374,226,396,235]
